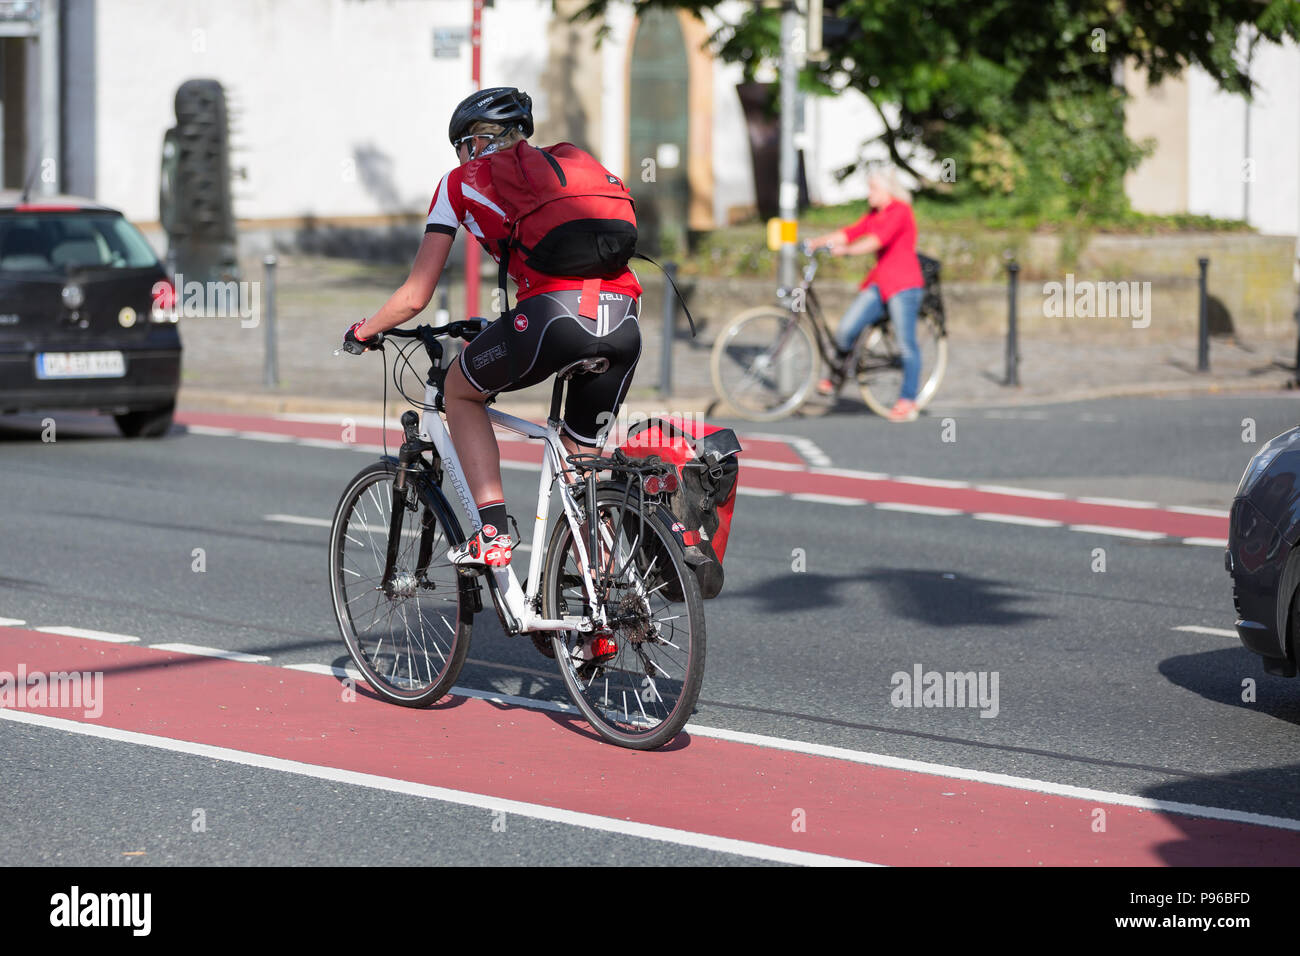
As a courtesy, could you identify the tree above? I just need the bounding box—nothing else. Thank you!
[575,0,1300,219]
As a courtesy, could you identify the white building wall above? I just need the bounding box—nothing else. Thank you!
[93,0,550,224]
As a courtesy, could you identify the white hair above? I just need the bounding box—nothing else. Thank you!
[867,164,912,205]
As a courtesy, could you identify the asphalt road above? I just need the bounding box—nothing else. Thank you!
[1,391,1298,865]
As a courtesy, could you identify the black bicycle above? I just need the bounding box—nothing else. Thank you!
[711,242,949,420]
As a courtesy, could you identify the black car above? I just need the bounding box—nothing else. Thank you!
[0,193,181,437]
[1227,425,1300,676]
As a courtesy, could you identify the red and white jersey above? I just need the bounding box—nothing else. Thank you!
[425,153,643,302]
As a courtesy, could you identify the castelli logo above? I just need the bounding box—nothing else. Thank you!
[513,315,528,332]
[482,524,497,538]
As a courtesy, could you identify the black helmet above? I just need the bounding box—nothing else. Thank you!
[448,87,534,146]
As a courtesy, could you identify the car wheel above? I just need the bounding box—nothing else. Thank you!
[114,403,175,439]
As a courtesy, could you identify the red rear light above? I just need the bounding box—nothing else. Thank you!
[644,471,678,495]
[151,279,177,322]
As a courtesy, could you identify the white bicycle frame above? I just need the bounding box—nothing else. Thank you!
[416,379,607,635]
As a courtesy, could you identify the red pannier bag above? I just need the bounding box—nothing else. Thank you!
[618,416,742,599]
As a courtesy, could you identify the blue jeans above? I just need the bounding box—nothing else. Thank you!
[833,284,924,401]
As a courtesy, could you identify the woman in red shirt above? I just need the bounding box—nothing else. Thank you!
[808,166,924,422]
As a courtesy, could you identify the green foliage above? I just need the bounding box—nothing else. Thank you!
[572,0,1300,219]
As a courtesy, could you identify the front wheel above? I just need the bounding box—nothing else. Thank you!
[856,311,949,418]
[542,486,706,749]
[710,306,819,421]
[328,460,474,706]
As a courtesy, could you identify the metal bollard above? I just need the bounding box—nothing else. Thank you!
[1004,261,1020,387]
[659,261,677,396]
[263,254,278,387]
[1197,257,1210,373]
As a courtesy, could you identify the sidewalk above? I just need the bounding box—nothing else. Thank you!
[177,253,1300,418]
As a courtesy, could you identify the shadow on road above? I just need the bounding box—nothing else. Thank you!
[1158,646,1300,725]
[723,566,1047,627]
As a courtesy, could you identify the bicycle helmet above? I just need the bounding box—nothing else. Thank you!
[448,87,534,146]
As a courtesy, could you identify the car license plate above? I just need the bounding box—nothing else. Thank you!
[36,351,127,379]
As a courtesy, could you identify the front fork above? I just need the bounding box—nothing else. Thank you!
[382,411,437,597]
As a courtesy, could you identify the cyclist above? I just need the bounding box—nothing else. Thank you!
[808,165,924,423]
[342,87,643,574]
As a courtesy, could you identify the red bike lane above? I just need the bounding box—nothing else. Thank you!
[1,625,1291,866]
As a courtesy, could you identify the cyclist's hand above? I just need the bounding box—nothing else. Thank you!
[342,320,382,354]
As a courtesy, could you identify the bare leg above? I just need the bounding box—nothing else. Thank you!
[443,360,503,509]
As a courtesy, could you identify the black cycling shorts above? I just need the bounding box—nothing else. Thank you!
[458,288,641,446]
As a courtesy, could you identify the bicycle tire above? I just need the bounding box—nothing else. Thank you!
[329,460,475,706]
[710,306,819,422]
[542,484,706,750]
[856,311,949,418]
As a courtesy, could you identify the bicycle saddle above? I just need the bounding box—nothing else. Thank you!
[557,357,610,380]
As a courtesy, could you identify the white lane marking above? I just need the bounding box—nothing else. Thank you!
[296,438,357,450]
[809,467,889,481]
[1183,537,1228,548]
[743,459,807,472]
[1076,496,1160,509]
[892,476,971,489]
[972,513,1064,528]
[683,725,1300,833]
[737,487,783,497]
[789,437,832,467]
[874,503,964,517]
[285,662,363,680]
[149,643,271,663]
[292,667,1300,836]
[239,431,297,443]
[277,412,399,429]
[0,617,27,626]
[183,424,238,437]
[265,513,330,528]
[982,410,1049,420]
[973,485,1067,500]
[1168,505,1231,518]
[1067,525,1167,540]
[0,709,873,867]
[1173,625,1238,638]
[33,626,140,644]
[791,493,865,506]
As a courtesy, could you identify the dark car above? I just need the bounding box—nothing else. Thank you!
[0,192,181,437]
[1227,425,1300,676]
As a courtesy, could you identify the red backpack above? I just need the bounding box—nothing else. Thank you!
[486,142,638,284]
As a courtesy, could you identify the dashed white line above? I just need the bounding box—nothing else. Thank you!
[893,476,972,489]
[973,484,1067,500]
[809,467,889,481]
[1067,525,1167,540]
[0,617,26,627]
[148,643,272,663]
[874,503,964,517]
[183,424,238,437]
[32,626,140,644]
[1169,505,1232,518]
[737,487,784,497]
[1183,537,1228,548]
[236,431,297,443]
[1173,625,1238,638]
[265,513,330,528]
[1076,496,1160,509]
[971,513,1064,528]
[790,493,866,506]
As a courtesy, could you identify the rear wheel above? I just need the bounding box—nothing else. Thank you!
[329,461,474,706]
[856,311,948,418]
[543,486,706,749]
[711,306,818,421]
